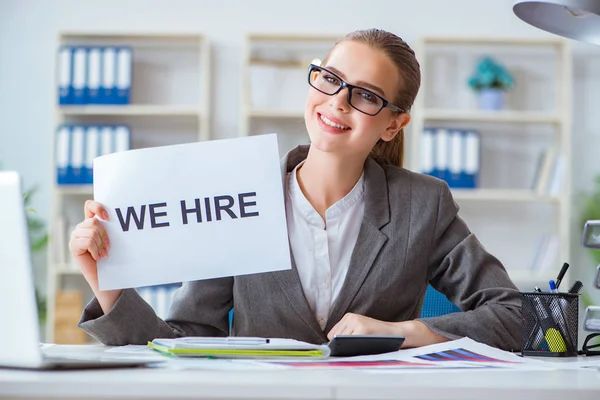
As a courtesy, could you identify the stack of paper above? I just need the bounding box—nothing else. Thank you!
[148,337,330,359]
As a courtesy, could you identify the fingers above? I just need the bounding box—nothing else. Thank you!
[327,314,352,340]
[328,313,372,340]
[71,218,110,261]
[328,323,355,340]
[84,200,109,221]
[70,237,102,261]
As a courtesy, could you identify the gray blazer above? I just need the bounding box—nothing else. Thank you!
[79,145,522,350]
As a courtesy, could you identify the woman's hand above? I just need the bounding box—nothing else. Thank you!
[69,200,110,281]
[327,313,399,339]
[327,313,450,348]
[69,200,121,314]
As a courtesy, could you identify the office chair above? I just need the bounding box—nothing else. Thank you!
[420,285,461,318]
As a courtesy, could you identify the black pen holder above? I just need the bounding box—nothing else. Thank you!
[520,292,579,357]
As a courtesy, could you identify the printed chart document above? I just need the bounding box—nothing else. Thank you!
[264,338,553,371]
[147,336,330,359]
[93,134,291,290]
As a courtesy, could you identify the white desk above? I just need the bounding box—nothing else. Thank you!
[1,345,600,400]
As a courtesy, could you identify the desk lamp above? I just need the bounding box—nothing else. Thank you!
[513,0,600,340]
[513,0,600,45]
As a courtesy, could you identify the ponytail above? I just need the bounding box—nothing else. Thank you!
[369,129,404,168]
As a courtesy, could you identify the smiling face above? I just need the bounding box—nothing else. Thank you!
[304,40,407,160]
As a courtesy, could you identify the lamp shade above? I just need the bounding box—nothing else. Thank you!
[513,0,600,45]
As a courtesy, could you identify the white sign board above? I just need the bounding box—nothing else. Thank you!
[94,134,291,290]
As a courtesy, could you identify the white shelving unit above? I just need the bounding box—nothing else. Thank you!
[46,31,211,342]
[239,33,341,156]
[408,36,572,289]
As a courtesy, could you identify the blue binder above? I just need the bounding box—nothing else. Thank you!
[70,126,86,184]
[114,125,131,152]
[422,128,480,189]
[57,47,73,105]
[99,126,115,156]
[115,47,132,104]
[56,126,71,184]
[433,128,450,183]
[421,128,435,176]
[87,47,102,104]
[448,130,463,188]
[100,47,117,104]
[137,283,181,320]
[84,126,100,185]
[462,130,480,189]
[71,47,88,104]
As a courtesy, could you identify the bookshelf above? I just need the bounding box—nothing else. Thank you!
[46,31,211,343]
[408,36,572,289]
[239,33,341,156]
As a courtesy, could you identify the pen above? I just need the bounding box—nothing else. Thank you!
[568,280,583,294]
[532,296,568,353]
[555,262,569,290]
[549,280,558,293]
[180,337,270,345]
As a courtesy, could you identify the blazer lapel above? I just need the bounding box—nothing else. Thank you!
[325,158,390,333]
[270,145,327,341]
[270,253,327,341]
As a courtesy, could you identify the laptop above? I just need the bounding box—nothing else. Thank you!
[0,171,154,370]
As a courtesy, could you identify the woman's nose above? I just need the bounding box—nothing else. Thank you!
[329,87,351,112]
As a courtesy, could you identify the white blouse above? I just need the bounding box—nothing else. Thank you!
[285,162,365,330]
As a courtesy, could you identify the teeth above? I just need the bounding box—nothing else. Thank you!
[320,114,349,130]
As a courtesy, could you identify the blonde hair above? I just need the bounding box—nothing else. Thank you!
[324,29,421,167]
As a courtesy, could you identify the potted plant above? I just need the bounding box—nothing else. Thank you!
[468,56,515,111]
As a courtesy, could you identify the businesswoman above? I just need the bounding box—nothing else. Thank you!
[71,29,522,350]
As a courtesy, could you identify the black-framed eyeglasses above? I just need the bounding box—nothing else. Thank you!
[581,333,600,356]
[307,64,405,116]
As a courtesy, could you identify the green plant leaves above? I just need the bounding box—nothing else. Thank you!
[468,56,515,91]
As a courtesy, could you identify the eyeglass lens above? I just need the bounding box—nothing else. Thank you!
[309,68,384,115]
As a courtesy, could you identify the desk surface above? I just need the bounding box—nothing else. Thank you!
[1,345,599,400]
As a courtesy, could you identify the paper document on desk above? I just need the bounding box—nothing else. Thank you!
[266,338,553,371]
[394,338,551,369]
[147,336,330,359]
[93,134,291,290]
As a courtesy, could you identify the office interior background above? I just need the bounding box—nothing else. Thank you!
[1,0,600,343]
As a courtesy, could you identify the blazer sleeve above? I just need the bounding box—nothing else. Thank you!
[416,181,522,351]
[77,277,233,345]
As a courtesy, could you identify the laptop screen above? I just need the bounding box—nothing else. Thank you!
[0,172,44,367]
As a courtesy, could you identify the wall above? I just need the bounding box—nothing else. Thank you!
[1,0,599,303]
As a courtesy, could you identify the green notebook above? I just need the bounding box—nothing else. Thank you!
[148,336,330,359]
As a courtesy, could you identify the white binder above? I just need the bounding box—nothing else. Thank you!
[71,47,87,104]
[155,286,168,320]
[85,126,100,185]
[434,128,449,182]
[57,47,72,105]
[449,130,463,187]
[100,126,114,156]
[464,131,480,188]
[421,128,434,175]
[87,48,102,104]
[116,47,132,104]
[70,126,85,184]
[114,126,131,152]
[55,126,70,184]
[101,47,117,104]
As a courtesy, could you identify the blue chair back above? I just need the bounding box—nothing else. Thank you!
[420,285,461,318]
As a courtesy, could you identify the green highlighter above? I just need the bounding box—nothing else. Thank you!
[533,297,567,353]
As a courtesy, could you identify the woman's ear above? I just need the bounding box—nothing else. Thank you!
[381,113,411,142]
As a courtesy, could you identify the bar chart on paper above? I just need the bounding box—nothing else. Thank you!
[414,348,517,363]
